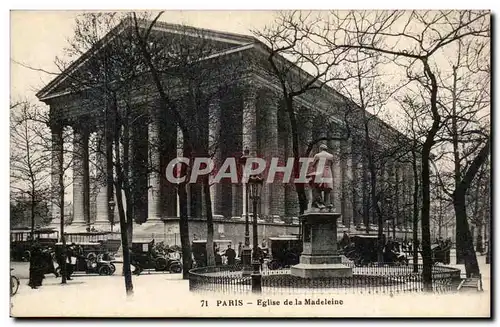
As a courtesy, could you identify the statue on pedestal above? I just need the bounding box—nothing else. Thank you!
[307,144,334,211]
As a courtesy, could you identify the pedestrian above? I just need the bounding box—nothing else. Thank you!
[224,245,236,266]
[341,231,350,249]
[28,243,45,289]
[237,242,243,258]
[215,251,223,266]
[445,238,452,264]
[66,244,79,280]
[42,247,59,278]
[129,248,143,275]
[257,246,265,269]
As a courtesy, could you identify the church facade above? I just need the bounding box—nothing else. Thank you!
[36,19,415,243]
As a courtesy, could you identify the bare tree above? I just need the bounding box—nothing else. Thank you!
[46,11,146,295]
[316,9,489,290]
[253,11,355,215]
[10,101,51,237]
[131,11,249,271]
[466,160,490,253]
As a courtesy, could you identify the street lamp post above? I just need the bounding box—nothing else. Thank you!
[393,219,396,240]
[248,174,263,293]
[108,200,116,232]
[239,148,252,275]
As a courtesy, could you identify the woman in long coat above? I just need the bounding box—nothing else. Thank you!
[28,244,45,289]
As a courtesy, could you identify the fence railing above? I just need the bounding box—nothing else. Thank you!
[189,263,462,295]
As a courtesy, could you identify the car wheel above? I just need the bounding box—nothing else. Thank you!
[169,263,182,274]
[87,252,97,261]
[98,265,112,276]
[268,260,281,270]
[109,263,116,274]
[155,257,168,271]
[11,276,20,296]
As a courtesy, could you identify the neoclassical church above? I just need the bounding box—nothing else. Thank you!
[36,18,415,243]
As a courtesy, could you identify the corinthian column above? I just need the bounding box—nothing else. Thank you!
[242,86,257,218]
[50,125,63,229]
[208,96,223,218]
[259,90,279,220]
[72,127,89,226]
[341,139,353,230]
[147,104,162,223]
[329,135,343,227]
[94,128,110,227]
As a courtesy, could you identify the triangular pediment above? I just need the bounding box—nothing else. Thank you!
[36,19,257,101]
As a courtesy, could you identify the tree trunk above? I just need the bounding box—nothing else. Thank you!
[367,152,382,263]
[450,64,466,265]
[420,59,441,291]
[476,223,483,254]
[178,182,192,279]
[57,126,67,284]
[452,137,490,276]
[362,112,382,262]
[113,104,133,296]
[203,176,215,266]
[412,179,419,275]
[116,185,133,295]
[285,97,309,215]
[123,103,133,245]
[133,19,192,278]
[421,148,433,291]
[30,195,36,240]
[453,193,480,277]
[472,171,483,253]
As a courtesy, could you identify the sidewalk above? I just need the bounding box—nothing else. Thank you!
[10,271,490,317]
[10,252,490,317]
[11,273,189,317]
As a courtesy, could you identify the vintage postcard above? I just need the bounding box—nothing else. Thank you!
[9,9,491,318]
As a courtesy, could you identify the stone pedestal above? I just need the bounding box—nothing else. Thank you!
[291,211,352,278]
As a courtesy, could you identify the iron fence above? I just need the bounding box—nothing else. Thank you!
[189,262,462,295]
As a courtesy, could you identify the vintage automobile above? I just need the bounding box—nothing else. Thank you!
[383,239,409,265]
[54,242,116,276]
[65,231,121,256]
[10,228,59,262]
[266,235,303,270]
[131,240,182,274]
[342,234,379,266]
[428,242,452,265]
[342,234,408,266]
[191,239,239,267]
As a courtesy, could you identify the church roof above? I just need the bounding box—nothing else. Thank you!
[36,17,259,101]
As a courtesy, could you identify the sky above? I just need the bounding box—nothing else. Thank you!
[10,10,280,103]
[9,10,286,202]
